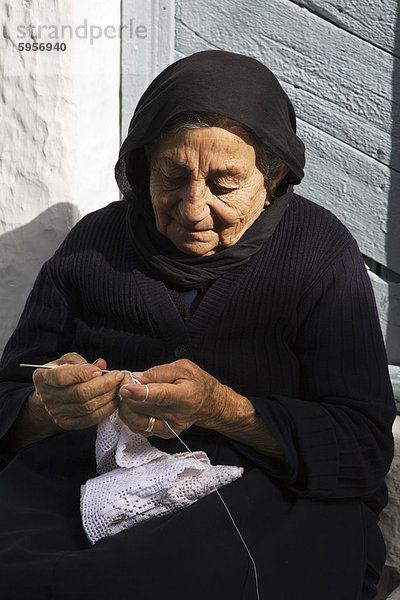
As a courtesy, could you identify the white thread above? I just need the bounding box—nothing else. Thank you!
[122,371,260,600]
[121,371,149,402]
[121,370,141,385]
[162,420,260,600]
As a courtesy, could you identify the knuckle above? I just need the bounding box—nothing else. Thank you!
[72,384,89,406]
[84,397,100,414]
[145,365,159,381]
[32,370,43,387]
[90,402,118,424]
[121,373,133,386]
[177,358,190,367]
[176,358,196,377]
[86,393,118,415]
[176,358,191,370]
[73,364,95,383]
[59,352,86,365]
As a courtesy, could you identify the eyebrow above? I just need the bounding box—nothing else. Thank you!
[211,168,242,178]
[160,157,242,178]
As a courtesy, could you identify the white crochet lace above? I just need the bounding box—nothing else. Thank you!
[80,411,243,544]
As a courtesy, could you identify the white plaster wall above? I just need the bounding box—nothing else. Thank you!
[0,0,121,353]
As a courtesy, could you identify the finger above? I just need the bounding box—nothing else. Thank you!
[84,397,119,424]
[119,382,150,403]
[118,385,192,436]
[56,352,89,366]
[41,375,123,426]
[137,359,194,385]
[117,407,150,433]
[51,354,108,371]
[70,383,122,415]
[93,358,108,370]
[55,397,120,429]
[38,363,113,389]
[66,371,125,405]
[118,408,177,439]
[119,383,189,421]
[142,417,177,439]
[119,372,137,389]
[130,371,144,379]
[119,382,177,409]
[38,372,124,420]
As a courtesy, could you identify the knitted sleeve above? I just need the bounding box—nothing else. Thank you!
[0,250,78,444]
[0,201,127,445]
[250,240,396,500]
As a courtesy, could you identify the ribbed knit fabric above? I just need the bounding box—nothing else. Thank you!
[0,194,395,510]
[0,193,396,600]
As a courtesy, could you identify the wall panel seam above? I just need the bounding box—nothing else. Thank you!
[287,0,400,59]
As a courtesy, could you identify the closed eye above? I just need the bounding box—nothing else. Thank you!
[208,181,237,195]
[164,174,189,188]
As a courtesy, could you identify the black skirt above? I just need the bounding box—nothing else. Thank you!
[0,429,383,600]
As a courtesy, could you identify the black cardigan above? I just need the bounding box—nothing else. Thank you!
[0,194,395,600]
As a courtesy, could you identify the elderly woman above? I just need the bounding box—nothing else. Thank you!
[0,51,395,600]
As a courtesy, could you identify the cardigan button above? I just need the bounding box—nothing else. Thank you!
[174,344,187,358]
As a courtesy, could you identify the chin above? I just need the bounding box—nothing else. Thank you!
[172,239,216,256]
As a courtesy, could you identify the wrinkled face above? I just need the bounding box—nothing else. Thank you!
[149,127,274,256]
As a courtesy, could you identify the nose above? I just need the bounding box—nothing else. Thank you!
[179,179,211,222]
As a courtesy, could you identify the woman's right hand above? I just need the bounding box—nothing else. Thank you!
[32,352,124,430]
[3,353,124,451]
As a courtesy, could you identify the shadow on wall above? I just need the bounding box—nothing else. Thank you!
[0,202,81,355]
[387,3,400,366]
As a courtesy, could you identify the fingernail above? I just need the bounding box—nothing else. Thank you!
[115,372,124,382]
[91,371,102,378]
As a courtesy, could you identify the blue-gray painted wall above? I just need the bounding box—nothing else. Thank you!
[124,0,400,364]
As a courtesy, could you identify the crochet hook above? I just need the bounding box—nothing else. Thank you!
[20,363,110,373]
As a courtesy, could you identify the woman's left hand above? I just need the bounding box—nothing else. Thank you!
[118,359,284,459]
[118,359,231,439]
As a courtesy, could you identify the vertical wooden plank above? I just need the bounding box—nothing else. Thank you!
[174,0,400,363]
[121,0,175,138]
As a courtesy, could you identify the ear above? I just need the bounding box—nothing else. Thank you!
[267,163,290,198]
[264,164,289,207]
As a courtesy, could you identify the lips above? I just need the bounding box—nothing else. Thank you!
[176,222,214,233]
[184,228,211,233]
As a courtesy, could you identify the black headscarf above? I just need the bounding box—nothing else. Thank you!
[115,50,305,289]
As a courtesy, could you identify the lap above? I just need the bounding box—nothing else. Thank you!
[0,430,378,600]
